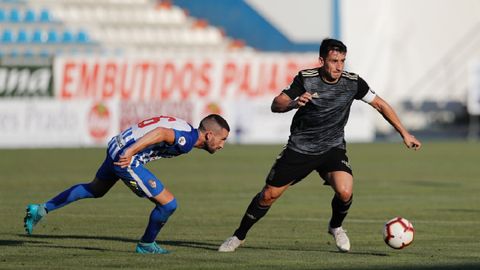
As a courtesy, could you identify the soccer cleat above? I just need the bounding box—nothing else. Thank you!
[328,226,351,252]
[218,236,244,252]
[24,204,47,235]
[135,242,170,254]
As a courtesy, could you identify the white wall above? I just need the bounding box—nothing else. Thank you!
[342,0,480,103]
[243,0,480,108]
[246,0,331,43]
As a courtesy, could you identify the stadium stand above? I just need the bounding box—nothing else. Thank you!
[0,0,245,58]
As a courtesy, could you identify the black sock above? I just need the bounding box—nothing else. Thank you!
[329,194,353,228]
[233,193,270,240]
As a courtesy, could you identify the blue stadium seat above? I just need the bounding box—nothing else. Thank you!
[16,29,28,43]
[23,49,34,58]
[0,9,6,22]
[1,29,14,43]
[47,29,59,43]
[8,8,20,22]
[39,9,51,22]
[39,49,50,58]
[24,8,35,22]
[61,30,74,43]
[32,29,44,43]
[8,49,19,57]
[76,30,90,43]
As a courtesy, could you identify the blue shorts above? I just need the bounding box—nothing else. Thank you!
[95,151,165,198]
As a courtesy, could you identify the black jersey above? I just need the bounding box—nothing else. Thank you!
[282,68,371,155]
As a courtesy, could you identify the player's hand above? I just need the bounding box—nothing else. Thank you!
[403,134,421,150]
[114,151,133,168]
[295,92,313,108]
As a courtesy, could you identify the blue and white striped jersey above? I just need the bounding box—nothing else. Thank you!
[107,116,199,166]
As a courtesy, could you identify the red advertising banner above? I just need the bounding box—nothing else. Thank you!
[54,53,317,101]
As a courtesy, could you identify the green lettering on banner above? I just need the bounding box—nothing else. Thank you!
[0,66,53,97]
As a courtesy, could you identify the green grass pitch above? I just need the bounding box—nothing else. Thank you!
[1,142,479,269]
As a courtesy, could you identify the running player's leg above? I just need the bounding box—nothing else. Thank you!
[219,184,289,252]
[44,177,118,213]
[118,164,176,254]
[234,184,290,239]
[325,171,353,252]
[327,171,353,227]
[219,148,313,252]
[320,148,354,252]
[24,155,118,235]
[136,188,177,254]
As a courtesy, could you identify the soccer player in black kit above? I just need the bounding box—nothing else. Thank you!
[219,38,422,253]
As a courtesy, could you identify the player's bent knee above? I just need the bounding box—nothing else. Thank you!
[88,178,116,198]
[260,189,282,206]
[162,198,177,216]
[87,183,106,198]
[337,191,352,203]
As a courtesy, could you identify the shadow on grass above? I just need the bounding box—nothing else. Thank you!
[161,240,221,251]
[353,264,480,270]
[238,244,389,257]
[17,234,137,243]
[0,238,110,252]
[0,239,49,246]
[9,235,393,255]
[14,234,220,251]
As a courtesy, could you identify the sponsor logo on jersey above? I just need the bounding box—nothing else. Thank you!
[114,135,125,148]
[148,179,157,189]
[178,136,186,146]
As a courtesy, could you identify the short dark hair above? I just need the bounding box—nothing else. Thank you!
[199,114,230,132]
[319,38,347,58]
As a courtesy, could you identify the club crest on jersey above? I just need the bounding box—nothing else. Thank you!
[148,179,157,189]
[178,136,186,146]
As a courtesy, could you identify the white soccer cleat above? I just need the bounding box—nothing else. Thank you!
[218,236,244,252]
[328,226,351,252]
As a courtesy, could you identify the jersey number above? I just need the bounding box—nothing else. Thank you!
[138,116,176,128]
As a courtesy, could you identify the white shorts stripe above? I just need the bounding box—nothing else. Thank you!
[127,167,153,197]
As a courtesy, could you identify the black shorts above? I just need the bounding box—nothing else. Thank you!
[265,147,353,187]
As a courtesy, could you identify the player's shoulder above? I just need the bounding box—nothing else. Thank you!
[165,116,192,130]
[175,126,198,153]
[341,71,359,81]
[300,67,320,78]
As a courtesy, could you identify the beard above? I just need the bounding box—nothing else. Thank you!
[203,144,216,154]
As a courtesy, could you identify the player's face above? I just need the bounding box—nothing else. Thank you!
[320,50,346,83]
[205,128,229,154]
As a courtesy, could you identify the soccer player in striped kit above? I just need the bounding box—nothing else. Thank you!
[219,39,422,253]
[24,114,229,254]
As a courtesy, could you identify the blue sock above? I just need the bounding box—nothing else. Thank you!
[141,198,177,243]
[44,183,95,212]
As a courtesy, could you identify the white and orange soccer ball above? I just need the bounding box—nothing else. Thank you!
[383,217,415,249]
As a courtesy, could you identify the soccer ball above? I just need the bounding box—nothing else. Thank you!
[383,217,414,249]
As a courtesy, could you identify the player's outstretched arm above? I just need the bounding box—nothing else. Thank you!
[114,127,175,168]
[271,92,312,112]
[368,95,422,150]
